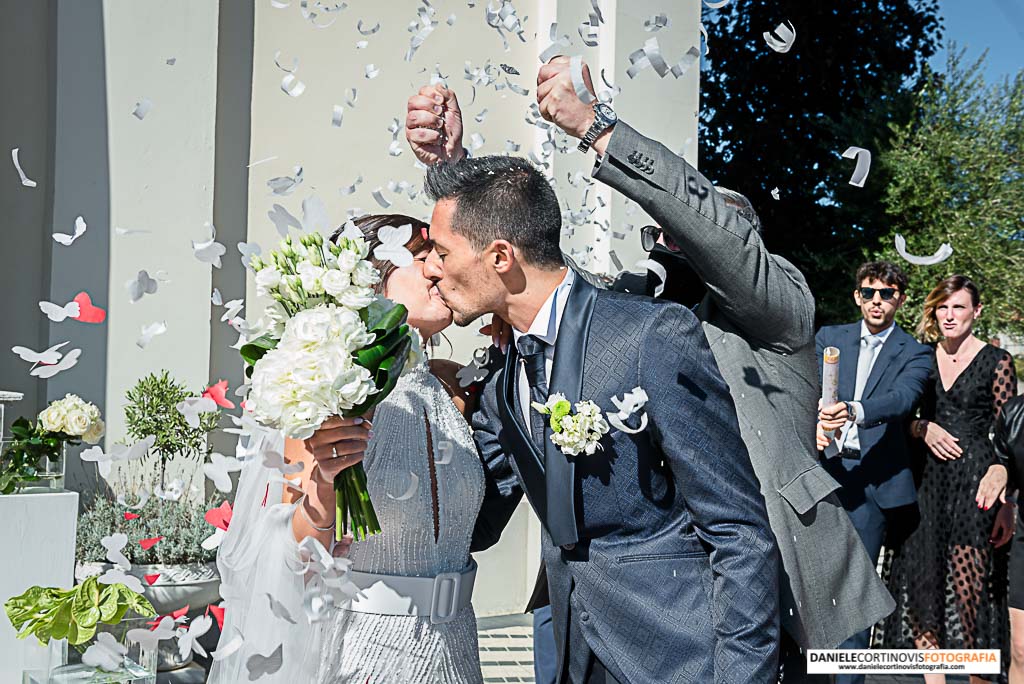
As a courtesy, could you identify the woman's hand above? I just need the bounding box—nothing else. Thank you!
[922,421,963,461]
[815,421,832,452]
[989,502,1017,547]
[975,464,1008,510]
[479,314,512,353]
[304,415,373,486]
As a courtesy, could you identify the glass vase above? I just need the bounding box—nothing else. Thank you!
[21,616,158,684]
[10,442,66,494]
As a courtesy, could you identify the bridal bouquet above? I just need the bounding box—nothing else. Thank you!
[242,231,419,541]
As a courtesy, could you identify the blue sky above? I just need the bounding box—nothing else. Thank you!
[931,0,1024,82]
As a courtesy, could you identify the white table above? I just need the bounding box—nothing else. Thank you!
[0,491,78,680]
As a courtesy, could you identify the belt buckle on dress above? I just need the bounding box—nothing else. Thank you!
[430,571,461,625]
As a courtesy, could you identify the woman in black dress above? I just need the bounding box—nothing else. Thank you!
[877,276,1017,684]
[993,394,1023,683]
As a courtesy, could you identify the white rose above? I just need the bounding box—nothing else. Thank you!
[39,405,65,433]
[82,419,105,445]
[335,286,375,310]
[287,307,334,345]
[65,409,92,436]
[297,263,326,296]
[321,269,351,297]
[255,267,282,296]
[334,366,375,409]
[352,261,381,288]
[334,251,359,275]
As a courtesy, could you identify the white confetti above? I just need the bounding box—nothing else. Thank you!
[447,13,457,26]
[246,645,284,680]
[126,270,158,303]
[357,19,380,35]
[644,13,670,32]
[238,242,262,270]
[386,471,419,501]
[137,321,167,349]
[470,132,485,150]
[670,46,701,79]
[100,533,131,570]
[203,452,243,493]
[570,55,596,104]
[300,0,347,29]
[53,215,87,246]
[540,22,571,63]
[11,148,37,187]
[841,146,871,187]
[127,616,177,651]
[504,139,521,153]
[374,223,414,267]
[764,20,796,53]
[166,57,176,66]
[211,288,223,306]
[703,0,731,7]
[29,347,81,379]
[506,79,529,96]
[365,63,380,79]
[267,166,304,195]
[83,632,128,672]
[355,40,368,49]
[371,188,392,209]
[38,299,80,323]
[211,628,244,662]
[700,22,710,55]
[475,108,489,123]
[176,614,213,661]
[267,593,297,624]
[12,341,69,367]
[115,227,150,236]
[247,155,278,168]
[607,387,649,435]
[273,50,299,73]
[635,259,667,297]
[280,73,306,97]
[771,187,780,200]
[193,223,226,268]
[339,175,363,196]
[131,98,153,120]
[894,234,953,266]
[388,139,403,156]
[578,12,600,47]
[345,88,358,107]
[331,104,344,127]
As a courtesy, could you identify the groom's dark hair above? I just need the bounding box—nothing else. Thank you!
[424,155,564,269]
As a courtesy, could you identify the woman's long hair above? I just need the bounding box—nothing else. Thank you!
[916,274,981,342]
[330,214,430,295]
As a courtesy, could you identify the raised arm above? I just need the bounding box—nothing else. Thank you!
[639,302,780,681]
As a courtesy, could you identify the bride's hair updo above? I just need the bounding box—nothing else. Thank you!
[330,214,430,294]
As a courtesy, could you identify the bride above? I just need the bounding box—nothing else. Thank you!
[209,214,486,683]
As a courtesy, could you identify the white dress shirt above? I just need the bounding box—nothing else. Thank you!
[511,268,575,425]
[840,320,895,451]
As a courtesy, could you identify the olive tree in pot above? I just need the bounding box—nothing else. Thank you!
[76,371,227,671]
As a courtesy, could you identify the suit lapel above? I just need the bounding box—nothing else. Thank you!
[838,324,860,401]
[544,278,599,548]
[498,345,549,525]
[862,326,905,399]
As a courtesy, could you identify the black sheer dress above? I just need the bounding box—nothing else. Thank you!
[876,344,1017,682]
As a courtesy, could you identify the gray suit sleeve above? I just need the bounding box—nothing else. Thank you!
[593,121,815,353]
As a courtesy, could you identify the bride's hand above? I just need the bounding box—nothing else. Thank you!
[305,416,373,484]
[479,314,512,353]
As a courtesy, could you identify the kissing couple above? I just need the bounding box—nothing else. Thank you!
[210,56,780,684]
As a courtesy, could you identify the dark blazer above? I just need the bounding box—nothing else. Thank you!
[814,323,932,509]
[472,277,780,684]
[994,395,1024,494]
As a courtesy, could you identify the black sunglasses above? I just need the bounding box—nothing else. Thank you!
[859,287,899,301]
[640,225,661,252]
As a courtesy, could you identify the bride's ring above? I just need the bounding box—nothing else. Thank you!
[331,447,339,459]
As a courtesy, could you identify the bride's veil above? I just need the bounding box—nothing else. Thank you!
[208,421,322,682]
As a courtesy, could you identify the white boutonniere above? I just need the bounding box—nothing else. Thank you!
[531,393,611,457]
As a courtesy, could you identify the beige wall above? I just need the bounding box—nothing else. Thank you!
[247,0,699,616]
[101,0,220,484]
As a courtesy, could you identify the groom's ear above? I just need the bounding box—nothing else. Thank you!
[488,240,516,274]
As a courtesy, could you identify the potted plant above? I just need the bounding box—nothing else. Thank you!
[75,372,225,671]
[5,576,159,682]
[1,394,105,494]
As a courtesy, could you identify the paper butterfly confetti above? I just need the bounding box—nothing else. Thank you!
[193,223,226,268]
[38,299,80,323]
[30,348,82,378]
[126,270,159,303]
[82,632,128,672]
[203,452,243,493]
[137,321,167,349]
[176,396,218,428]
[98,568,145,594]
[247,644,285,680]
[176,613,213,660]
[127,616,177,651]
[373,223,414,267]
[53,216,87,246]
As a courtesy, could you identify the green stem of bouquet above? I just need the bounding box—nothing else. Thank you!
[335,463,381,542]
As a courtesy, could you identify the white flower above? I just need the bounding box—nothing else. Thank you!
[39,394,104,438]
[255,266,282,296]
[351,261,381,288]
[297,262,326,296]
[321,269,351,297]
[335,250,359,275]
[82,419,105,445]
[531,395,609,457]
[65,409,92,436]
[334,285,376,310]
[39,404,65,433]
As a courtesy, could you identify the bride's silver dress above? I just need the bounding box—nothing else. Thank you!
[210,364,486,684]
[315,364,486,683]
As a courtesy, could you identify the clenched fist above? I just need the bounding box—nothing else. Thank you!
[405,84,465,165]
[537,56,607,152]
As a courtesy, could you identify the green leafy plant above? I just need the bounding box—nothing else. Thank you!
[4,576,155,646]
[76,495,218,566]
[123,371,219,489]
[0,418,73,495]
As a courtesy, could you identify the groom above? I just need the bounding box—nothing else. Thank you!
[421,151,780,680]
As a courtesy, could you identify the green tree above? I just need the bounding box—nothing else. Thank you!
[871,47,1024,339]
[699,0,942,325]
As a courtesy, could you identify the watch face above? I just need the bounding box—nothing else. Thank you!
[594,103,617,124]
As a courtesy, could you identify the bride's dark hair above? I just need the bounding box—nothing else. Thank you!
[330,214,430,294]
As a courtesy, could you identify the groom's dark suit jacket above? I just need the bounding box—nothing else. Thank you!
[471,278,780,684]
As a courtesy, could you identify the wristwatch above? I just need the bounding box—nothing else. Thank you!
[578,102,618,153]
[843,401,857,422]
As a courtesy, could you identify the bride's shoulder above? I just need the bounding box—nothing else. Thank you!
[428,359,476,417]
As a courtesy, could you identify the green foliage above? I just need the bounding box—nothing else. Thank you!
[76,495,218,566]
[0,417,72,495]
[4,576,155,646]
[870,47,1024,339]
[123,371,219,466]
[699,0,943,326]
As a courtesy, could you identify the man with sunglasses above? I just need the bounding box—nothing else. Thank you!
[814,261,932,684]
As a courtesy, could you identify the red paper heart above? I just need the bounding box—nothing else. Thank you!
[206,603,226,631]
[123,512,141,521]
[143,574,160,586]
[138,536,163,551]
[170,605,190,620]
[202,379,235,409]
[204,501,233,531]
[72,291,106,324]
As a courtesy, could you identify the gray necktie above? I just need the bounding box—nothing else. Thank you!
[516,335,549,457]
[844,334,884,451]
